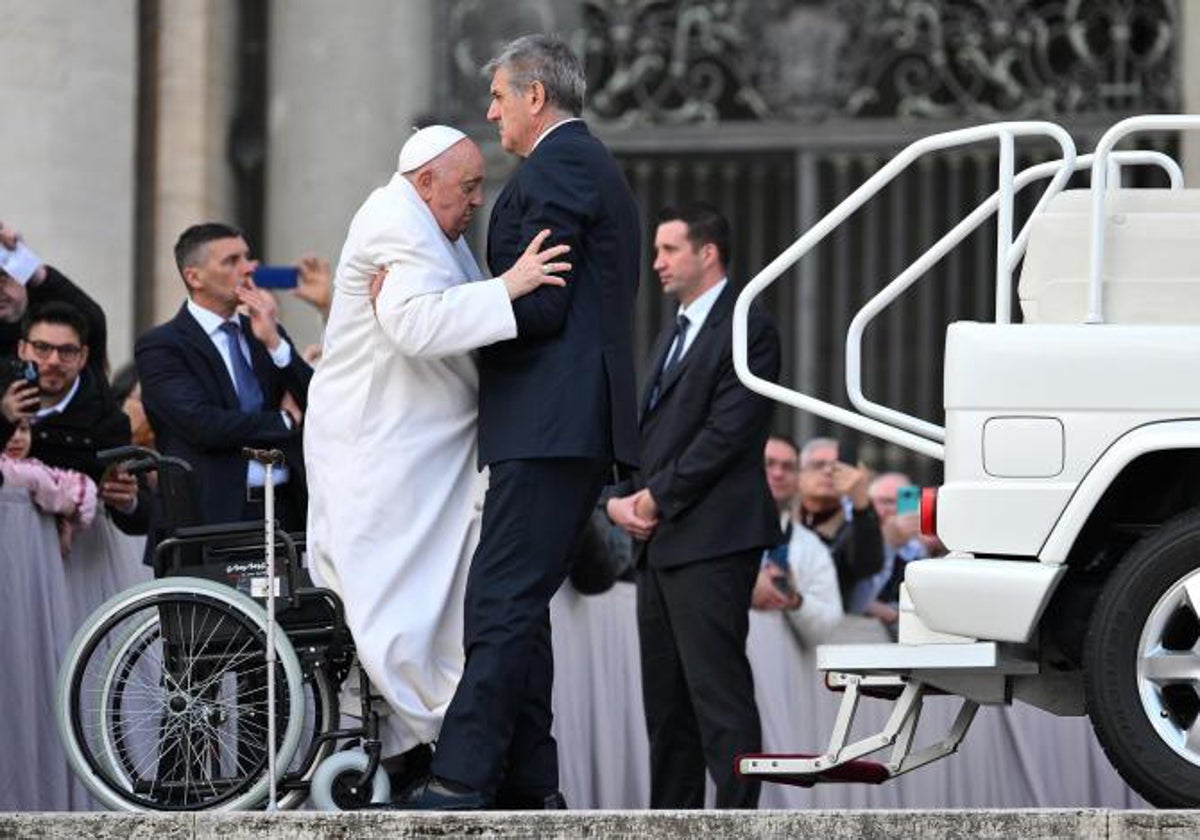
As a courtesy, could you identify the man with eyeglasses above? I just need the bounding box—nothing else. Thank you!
[0,301,144,531]
[797,436,885,612]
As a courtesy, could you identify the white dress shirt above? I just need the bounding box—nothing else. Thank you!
[666,278,727,363]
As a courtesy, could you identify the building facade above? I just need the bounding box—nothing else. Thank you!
[1,0,1194,480]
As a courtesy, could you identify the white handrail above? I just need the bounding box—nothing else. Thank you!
[1087,115,1200,323]
[733,122,1075,461]
[845,149,1185,442]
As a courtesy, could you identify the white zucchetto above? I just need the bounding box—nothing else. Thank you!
[398,125,468,173]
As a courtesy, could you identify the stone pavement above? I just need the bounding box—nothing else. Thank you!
[2,810,1200,840]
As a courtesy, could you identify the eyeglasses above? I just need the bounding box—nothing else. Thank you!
[800,458,837,472]
[24,339,84,362]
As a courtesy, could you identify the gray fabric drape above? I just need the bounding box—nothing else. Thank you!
[550,583,1145,809]
[0,488,149,811]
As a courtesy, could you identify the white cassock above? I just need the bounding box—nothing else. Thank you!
[304,172,516,754]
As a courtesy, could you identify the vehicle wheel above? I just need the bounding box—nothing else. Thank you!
[57,577,306,811]
[1084,509,1200,807]
[308,749,391,811]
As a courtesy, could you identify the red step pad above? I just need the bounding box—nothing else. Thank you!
[823,674,948,700]
[736,753,891,787]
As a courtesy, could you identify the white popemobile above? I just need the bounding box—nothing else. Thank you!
[733,115,1200,808]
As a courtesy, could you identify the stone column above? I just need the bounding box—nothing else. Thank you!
[148,0,241,329]
[1182,0,1200,188]
[0,1,137,369]
[265,0,435,352]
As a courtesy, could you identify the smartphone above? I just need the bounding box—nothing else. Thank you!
[253,265,299,289]
[839,436,859,467]
[897,484,921,515]
[0,241,42,284]
[1,357,38,391]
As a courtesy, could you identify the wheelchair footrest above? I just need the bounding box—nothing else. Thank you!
[737,752,891,786]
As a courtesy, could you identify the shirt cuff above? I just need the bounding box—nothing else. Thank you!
[280,410,294,430]
[268,339,292,368]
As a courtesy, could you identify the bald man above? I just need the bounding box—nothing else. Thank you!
[304,126,568,776]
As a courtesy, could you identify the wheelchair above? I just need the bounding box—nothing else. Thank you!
[55,446,391,811]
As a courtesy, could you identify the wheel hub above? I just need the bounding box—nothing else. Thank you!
[1137,568,1200,767]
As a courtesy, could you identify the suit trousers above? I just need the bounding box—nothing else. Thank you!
[432,457,609,798]
[636,550,762,808]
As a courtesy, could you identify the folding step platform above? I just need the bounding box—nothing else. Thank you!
[737,642,1037,788]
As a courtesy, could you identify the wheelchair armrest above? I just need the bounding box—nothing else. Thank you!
[170,520,267,541]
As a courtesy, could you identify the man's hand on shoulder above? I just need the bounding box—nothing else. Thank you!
[236,279,282,351]
[368,266,389,314]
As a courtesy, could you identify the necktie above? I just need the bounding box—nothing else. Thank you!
[219,321,264,412]
[649,314,690,410]
[662,313,691,378]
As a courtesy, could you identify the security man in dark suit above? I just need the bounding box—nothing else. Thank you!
[398,35,641,811]
[608,203,782,809]
[135,223,312,540]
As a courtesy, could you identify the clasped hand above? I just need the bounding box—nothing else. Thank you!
[607,487,659,541]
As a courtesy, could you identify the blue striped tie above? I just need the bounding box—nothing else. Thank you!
[219,321,265,412]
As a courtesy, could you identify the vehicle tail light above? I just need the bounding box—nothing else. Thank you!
[919,487,938,537]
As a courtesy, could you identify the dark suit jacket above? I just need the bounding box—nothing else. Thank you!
[627,284,782,569]
[135,304,312,527]
[479,120,640,471]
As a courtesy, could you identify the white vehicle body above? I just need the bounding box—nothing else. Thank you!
[733,115,1200,807]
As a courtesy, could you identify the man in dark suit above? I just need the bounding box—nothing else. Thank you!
[399,35,641,810]
[135,223,311,542]
[608,203,781,809]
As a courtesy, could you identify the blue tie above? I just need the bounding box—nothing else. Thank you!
[219,321,264,412]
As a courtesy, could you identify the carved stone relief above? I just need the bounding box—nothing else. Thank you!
[441,0,1180,124]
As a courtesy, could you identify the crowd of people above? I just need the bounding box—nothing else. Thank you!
[0,33,945,812]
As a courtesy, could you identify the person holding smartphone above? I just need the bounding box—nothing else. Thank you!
[797,436,885,612]
[753,435,844,646]
[0,221,111,384]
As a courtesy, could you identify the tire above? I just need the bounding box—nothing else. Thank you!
[308,749,391,811]
[57,577,306,811]
[1083,509,1200,807]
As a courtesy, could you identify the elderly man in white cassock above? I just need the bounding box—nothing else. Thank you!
[304,125,570,785]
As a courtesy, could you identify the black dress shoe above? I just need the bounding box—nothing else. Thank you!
[492,788,568,810]
[382,743,434,795]
[390,775,488,811]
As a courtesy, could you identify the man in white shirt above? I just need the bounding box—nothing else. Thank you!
[754,435,843,646]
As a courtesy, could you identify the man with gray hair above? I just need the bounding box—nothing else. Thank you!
[396,35,641,810]
[304,125,569,792]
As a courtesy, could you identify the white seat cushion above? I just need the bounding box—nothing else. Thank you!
[1018,188,1200,324]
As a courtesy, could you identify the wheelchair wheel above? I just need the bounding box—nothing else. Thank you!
[308,749,391,811]
[57,577,305,811]
[276,663,339,810]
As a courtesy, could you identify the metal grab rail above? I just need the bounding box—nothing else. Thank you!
[732,122,1076,461]
[845,149,1185,444]
[1087,115,1200,323]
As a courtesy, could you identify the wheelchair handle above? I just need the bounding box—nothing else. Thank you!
[243,447,285,466]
